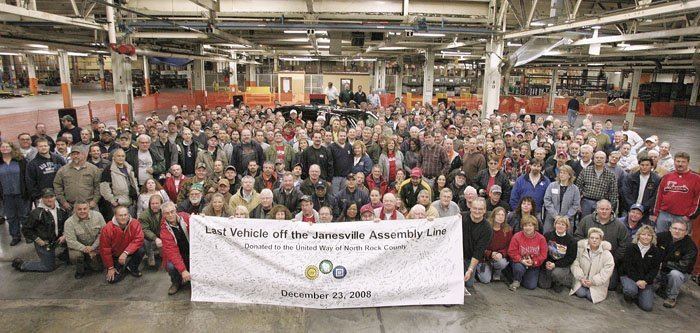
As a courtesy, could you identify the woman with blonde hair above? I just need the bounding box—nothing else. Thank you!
[476,207,512,283]
[351,141,373,175]
[542,164,581,234]
[570,227,615,303]
[202,193,234,217]
[233,205,249,218]
[539,216,577,292]
[619,225,660,311]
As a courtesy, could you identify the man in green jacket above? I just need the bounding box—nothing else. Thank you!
[139,194,164,268]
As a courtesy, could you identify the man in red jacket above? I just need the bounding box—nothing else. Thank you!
[160,202,191,295]
[652,152,700,233]
[99,205,145,284]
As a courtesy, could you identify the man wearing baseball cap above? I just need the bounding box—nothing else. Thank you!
[294,195,320,223]
[57,114,82,144]
[177,163,216,203]
[398,168,430,211]
[360,205,375,221]
[486,185,509,213]
[619,204,649,239]
[52,145,101,212]
[12,188,70,272]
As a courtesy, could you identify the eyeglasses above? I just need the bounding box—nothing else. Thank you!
[670,227,687,232]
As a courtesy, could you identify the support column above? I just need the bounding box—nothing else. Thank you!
[379,61,387,92]
[547,68,559,113]
[273,56,279,73]
[26,55,38,95]
[187,64,193,90]
[98,55,106,90]
[626,68,642,126]
[246,64,257,86]
[229,60,238,92]
[8,56,17,87]
[112,53,134,121]
[395,56,403,99]
[143,56,150,96]
[482,39,504,117]
[57,50,73,108]
[192,45,206,106]
[690,66,700,106]
[422,51,435,105]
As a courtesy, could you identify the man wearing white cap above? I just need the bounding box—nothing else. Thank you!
[636,136,659,159]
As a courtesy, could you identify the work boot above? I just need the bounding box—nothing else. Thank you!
[663,298,677,308]
[623,294,634,303]
[0,216,5,225]
[508,281,520,292]
[551,282,564,293]
[11,258,24,271]
[75,263,86,280]
[126,266,143,278]
[168,282,181,295]
[147,254,157,268]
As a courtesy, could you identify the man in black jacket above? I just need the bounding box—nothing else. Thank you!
[462,198,493,288]
[273,172,303,214]
[12,189,69,272]
[353,85,367,105]
[26,138,65,202]
[230,129,265,176]
[621,157,660,216]
[299,132,333,181]
[329,130,353,195]
[656,220,698,308]
[126,134,166,186]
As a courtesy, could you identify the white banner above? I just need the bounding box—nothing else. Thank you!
[189,215,464,309]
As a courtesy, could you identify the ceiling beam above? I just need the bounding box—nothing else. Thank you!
[403,0,409,17]
[188,0,220,12]
[504,0,700,39]
[125,32,209,39]
[0,3,107,30]
[306,0,314,13]
[572,26,700,45]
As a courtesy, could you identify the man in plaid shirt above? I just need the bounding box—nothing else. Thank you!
[576,151,619,216]
[420,131,450,181]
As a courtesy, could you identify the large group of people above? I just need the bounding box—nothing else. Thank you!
[0,90,698,309]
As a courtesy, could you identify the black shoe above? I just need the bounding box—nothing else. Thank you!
[0,217,5,225]
[75,271,85,279]
[655,287,667,299]
[10,238,21,246]
[552,283,564,293]
[11,258,24,271]
[623,294,634,303]
[126,267,142,278]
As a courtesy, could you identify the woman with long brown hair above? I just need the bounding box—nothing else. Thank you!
[475,207,512,283]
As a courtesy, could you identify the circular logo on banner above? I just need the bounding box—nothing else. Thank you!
[333,266,347,279]
[319,260,334,274]
[305,265,319,280]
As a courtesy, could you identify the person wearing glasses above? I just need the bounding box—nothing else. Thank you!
[655,220,698,308]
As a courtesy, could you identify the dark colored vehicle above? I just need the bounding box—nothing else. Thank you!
[275,105,378,128]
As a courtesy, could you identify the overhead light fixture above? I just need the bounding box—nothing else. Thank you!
[67,52,89,57]
[215,43,250,48]
[284,30,327,34]
[441,51,472,56]
[591,26,601,30]
[443,42,465,49]
[378,46,408,50]
[617,42,630,47]
[283,38,310,42]
[530,22,546,27]
[26,44,49,49]
[203,44,214,49]
[587,63,605,66]
[318,45,330,49]
[279,56,318,61]
[0,52,21,56]
[507,42,522,47]
[29,50,56,55]
[91,50,109,54]
[354,58,376,62]
[620,44,655,51]
[413,33,445,37]
[317,38,330,44]
[478,38,487,42]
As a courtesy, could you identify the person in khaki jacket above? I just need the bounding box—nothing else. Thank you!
[53,145,101,212]
[99,148,139,219]
[63,200,105,279]
[194,135,228,173]
[229,175,260,213]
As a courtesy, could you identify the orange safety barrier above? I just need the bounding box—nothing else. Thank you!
[650,101,679,117]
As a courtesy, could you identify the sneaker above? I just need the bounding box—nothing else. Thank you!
[508,281,520,292]
[663,298,677,308]
[11,258,24,271]
[168,283,181,295]
[126,267,143,278]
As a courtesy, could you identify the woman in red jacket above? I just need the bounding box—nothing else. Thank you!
[507,215,548,291]
[476,207,512,283]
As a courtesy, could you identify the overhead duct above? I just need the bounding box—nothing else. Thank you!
[503,36,573,71]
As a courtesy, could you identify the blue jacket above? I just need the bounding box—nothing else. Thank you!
[351,154,373,176]
[509,173,551,213]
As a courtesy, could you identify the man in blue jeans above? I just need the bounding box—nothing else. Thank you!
[462,198,493,288]
[567,97,580,127]
[656,220,698,308]
[160,202,192,295]
[12,188,69,272]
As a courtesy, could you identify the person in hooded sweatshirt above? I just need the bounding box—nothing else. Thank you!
[25,137,65,203]
[99,205,145,284]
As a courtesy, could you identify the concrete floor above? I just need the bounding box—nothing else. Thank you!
[0,221,699,332]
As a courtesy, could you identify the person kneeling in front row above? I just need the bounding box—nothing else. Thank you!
[506,215,547,291]
[538,216,577,293]
[655,220,698,308]
[570,227,615,304]
[99,205,145,284]
[619,225,660,311]
[64,200,105,279]
[160,202,191,295]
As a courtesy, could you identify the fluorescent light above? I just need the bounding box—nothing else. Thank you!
[441,51,471,56]
[284,30,327,34]
[26,44,49,49]
[478,38,487,42]
[67,52,89,57]
[29,50,56,55]
[587,63,605,66]
[317,45,330,49]
[591,25,601,30]
[215,43,250,48]
[413,33,445,37]
[620,44,655,51]
[544,50,562,56]
[443,42,465,49]
[378,46,408,50]
[530,22,546,27]
[280,57,318,61]
[617,42,630,47]
[317,38,330,44]
[0,52,21,56]
[354,58,376,62]
[507,42,522,47]
[203,44,214,49]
